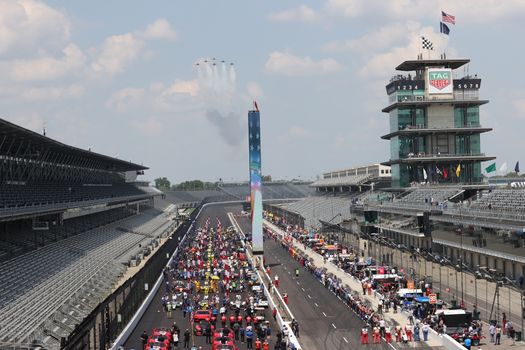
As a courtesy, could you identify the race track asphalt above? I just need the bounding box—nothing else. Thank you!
[123,202,442,350]
[123,203,279,350]
[233,214,442,350]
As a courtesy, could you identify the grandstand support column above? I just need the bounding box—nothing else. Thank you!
[438,263,442,296]
[520,289,525,340]
[136,203,140,215]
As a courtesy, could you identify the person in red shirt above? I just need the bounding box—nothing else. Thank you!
[385,326,392,343]
[361,327,369,344]
[255,338,262,349]
[373,327,381,344]
[395,326,402,342]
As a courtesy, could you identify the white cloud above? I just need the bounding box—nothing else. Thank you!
[514,98,525,115]
[149,82,165,93]
[324,21,421,54]
[153,79,200,113]
[161,79,199,97]
[21,84,84,101]
[358,26,451,78]
[246,82,264,99]
[91,19,178,76]
[131,116,163,136]
[7,112,44,132]
[141,18,177,41]
[324,0,525,22]
[324,0,365,18]
[91,33,144,75]
[106,87,146,112]
[0,0,70,55]
[268,5,321,22]
[265,51,342,76]
[288,126,311,139]
[2,44,86,82]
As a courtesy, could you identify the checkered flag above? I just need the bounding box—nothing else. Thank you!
[421,36,433,50]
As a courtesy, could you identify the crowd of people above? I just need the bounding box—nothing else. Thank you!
[263,218,494,348]
[140,217,294,350]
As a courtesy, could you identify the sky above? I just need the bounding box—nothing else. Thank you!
[2,0,525,183]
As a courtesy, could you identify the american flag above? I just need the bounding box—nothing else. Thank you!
[442,11,455,25]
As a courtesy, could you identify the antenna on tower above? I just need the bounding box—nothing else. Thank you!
[42,121,47,136]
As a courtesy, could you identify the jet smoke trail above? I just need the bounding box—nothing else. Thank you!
[196,59,243,146]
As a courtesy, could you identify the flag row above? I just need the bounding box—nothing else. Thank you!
[485,161,520,174]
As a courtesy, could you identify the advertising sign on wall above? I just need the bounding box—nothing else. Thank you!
[427,68,453,94]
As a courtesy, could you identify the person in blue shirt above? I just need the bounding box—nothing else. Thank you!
[246,328,254,349]
[464,337,471,350]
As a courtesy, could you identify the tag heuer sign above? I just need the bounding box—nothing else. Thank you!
[429,71,450,89]
[427,68,453,94]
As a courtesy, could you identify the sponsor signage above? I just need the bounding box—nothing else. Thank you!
[429,293,438,304]
[427,68,453,94]
[453,78,481,90]
[248,110,263,255]
[386,80,424,95]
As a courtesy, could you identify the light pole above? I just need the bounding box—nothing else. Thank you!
[455,267,459,304]
[522,290,524,338]
[459,207,465,308]
[438,263,442,296]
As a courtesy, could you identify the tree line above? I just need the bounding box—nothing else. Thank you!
[154,175,274,191]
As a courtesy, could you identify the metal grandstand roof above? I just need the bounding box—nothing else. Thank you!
[396,59,470,71]
[0,118,148,171]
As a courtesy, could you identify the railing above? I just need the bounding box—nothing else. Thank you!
[393,94,480,103]
[400,152,487,159]
[0,194,153,218]
[443,206,525,222]
[398,123,482,131]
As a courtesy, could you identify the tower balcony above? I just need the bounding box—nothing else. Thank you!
[382,96,488,113]
[381,125,492,140]
[382,153,496,166]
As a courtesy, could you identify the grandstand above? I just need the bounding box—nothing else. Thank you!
[266,194,357,229]
[397,186,461,204]
[0,118,175,349]
[219,182,315,200]
[0,209,174,347]
[165,189,224,203]
[311,164,391,193]
[469,188,525,213]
